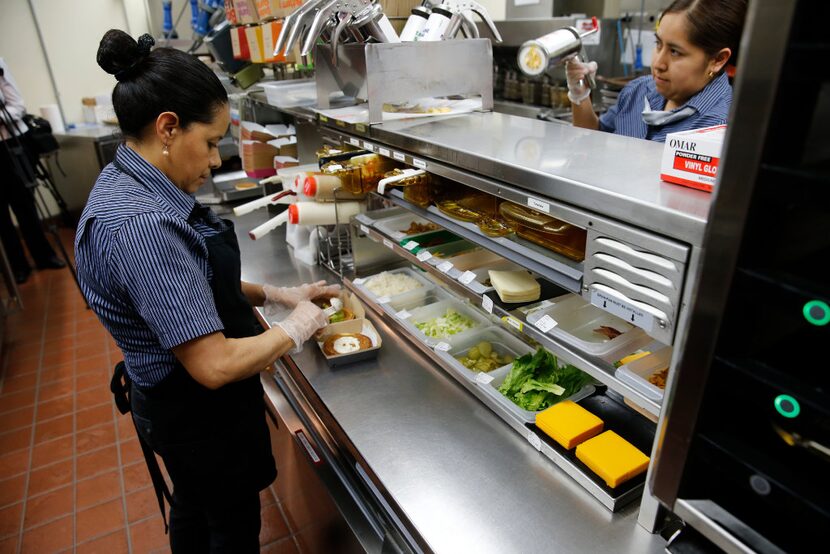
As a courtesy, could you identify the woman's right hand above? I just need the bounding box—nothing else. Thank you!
[263,280,341,309]
[273,300,328,353]
[565,56,598,105]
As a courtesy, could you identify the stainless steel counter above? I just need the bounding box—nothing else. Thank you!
[231,209,665,553]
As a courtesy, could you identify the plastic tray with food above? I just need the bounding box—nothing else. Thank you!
[420,240,479,263]
[316,319,382,367]
[614,347,671,404]
[479,347,597,424]
[373,213,442,242]
[398,230,460,254]
[354,267,434,308]
[525,294,651,363]
[499,202,587,262]
[400,299,492,347]
[385,286,451,314]
[434,326,534,383]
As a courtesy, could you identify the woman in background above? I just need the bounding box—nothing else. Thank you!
[567,0,747,142]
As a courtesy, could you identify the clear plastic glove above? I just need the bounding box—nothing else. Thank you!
[565,56,598,105]
[263,280,341,309]
[273,300,328,354]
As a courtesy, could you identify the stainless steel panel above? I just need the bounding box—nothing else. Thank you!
[649,0,797,515]
[368,112,711,246]
[232,210,665,553]
[674,500,787,554]
[315,40,494,124]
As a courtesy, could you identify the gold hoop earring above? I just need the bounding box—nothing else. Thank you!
[162,143,169,156]
[708,70,715,78]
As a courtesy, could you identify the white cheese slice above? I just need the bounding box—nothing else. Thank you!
[488,270,541,303]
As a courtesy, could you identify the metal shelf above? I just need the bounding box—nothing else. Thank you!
[343,277,645,512]
[353,211,662,418]
[384,190,584,293]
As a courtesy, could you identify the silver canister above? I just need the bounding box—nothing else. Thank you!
[517,25,598,78]
[417,7,453,42]
[400,6,430,42]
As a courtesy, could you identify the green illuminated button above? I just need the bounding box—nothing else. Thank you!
[803,300,830,326]
[774,394,800,419]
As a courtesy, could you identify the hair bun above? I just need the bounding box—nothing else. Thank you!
[137,34,155,56]
[97,29,154,81]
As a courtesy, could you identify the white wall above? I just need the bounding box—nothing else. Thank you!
[0,1,57,117]
[0,0,149,126]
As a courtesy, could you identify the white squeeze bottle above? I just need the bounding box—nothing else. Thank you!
[287,201,362,225]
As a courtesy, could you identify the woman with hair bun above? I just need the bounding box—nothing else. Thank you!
[568,0,748,142]
[76,30,338,551]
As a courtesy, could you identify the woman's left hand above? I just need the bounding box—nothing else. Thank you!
[263,280,341,309]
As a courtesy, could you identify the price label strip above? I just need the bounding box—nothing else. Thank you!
[458,271,477,285]
[527,197,551,214]
[353,277,366,286]
[475,372,494,385]
[382,238,394,250]
[534,314,558,333]
[376,296,391,304]
[482,295,494,314]
[412,158,427,169]
[379,147,391,157]
[434,342,451,352]
[403,241,419,251]
[396,309,412,320]
[417,250,433,262]
[437,261,454,274]
[502,316,524,332]
[393,152,406,162]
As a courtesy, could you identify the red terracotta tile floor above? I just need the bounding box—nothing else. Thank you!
[0,232,300,553]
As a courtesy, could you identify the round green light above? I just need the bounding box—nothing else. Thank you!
[802,300,830,326]
[774,394,800,419]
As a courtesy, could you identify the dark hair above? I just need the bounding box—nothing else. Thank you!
[662,0,747,68]
[97,29,228,139]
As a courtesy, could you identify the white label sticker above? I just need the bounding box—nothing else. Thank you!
[527,431,542,451]
[353,277,366,285]
[417,250,433,262]
[527,197,551,213]
[403,241,419,251]
[412,158,427,169]
[503,316,524,332]
[534,314,558,333]
[376,296,391,304]
[475,372,494,385]
[590,288,655,332]
[379,147,391,157]
[482,295,494,314]
[382,238,394,250]
[434,342,451,352]
[458,271,477,285]
[437,261,453,274]
[575,18,601,45]
[363,141,375,151]
[359,224,370,234]
[393,152,406,162]
[349,137,360,146]
[396,309,412,320]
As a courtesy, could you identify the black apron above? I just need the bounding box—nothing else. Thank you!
[110,195,276,532]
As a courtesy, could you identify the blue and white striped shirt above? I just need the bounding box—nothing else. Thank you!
[599,73,732,142]
[75,144,226,387]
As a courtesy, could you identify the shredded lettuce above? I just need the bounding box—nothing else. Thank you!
[414,309,477,339]
[498,347,593,412]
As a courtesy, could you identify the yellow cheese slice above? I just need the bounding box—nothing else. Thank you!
[535,400,604,449]
[576,431,650,488]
